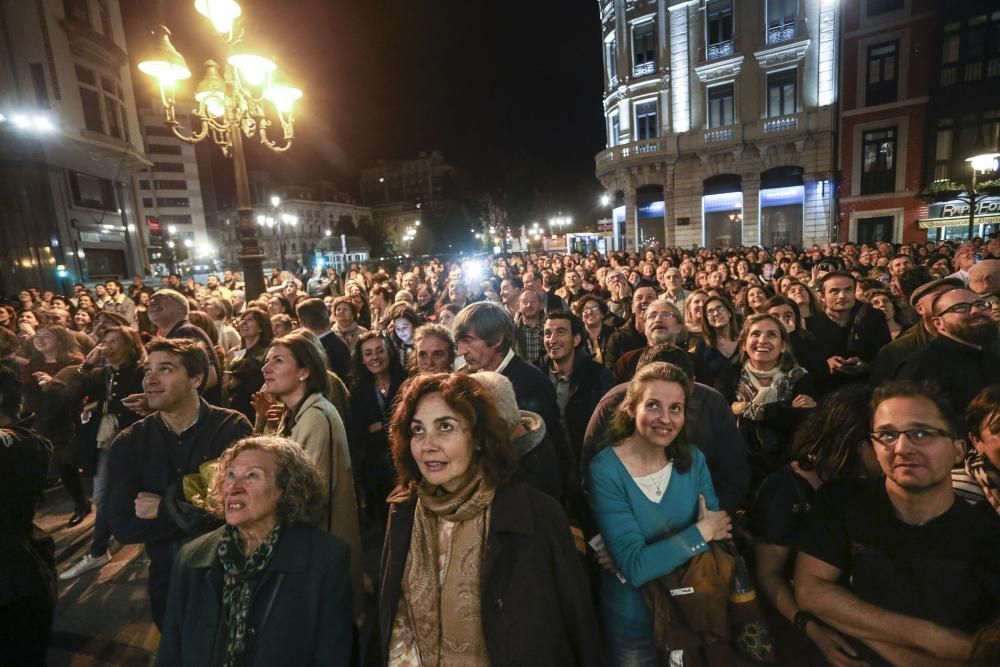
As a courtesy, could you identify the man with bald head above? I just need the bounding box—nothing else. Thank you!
[969,259,1000,298]
[898,288,1000,410]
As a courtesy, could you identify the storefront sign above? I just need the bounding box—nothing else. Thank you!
[703,191,743,213]
[637,200,665,219]
[760,186,804,207]
[919,195,1000,228]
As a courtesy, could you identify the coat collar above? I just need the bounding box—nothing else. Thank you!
[186,523,312,573]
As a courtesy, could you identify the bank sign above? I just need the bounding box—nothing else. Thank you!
[920,195,1000,228]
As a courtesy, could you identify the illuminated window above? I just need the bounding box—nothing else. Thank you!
[707,83,735,128]
[767,69,796,118]
[866,41,898,106]
[635,100,657,140]
[861,127,897,195]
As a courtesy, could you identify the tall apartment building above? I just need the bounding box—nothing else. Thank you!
[595,0,838,251]
[919,2,1000,241]
[0,0,148,293]
[359,150,455,210]
[133,104,213,273]
[837,0,935,245]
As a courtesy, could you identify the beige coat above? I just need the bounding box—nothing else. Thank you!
[275,392,365,619]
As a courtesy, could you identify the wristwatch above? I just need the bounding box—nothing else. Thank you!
[794,610,817,633]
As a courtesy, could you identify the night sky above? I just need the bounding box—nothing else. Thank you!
[122,0,607,224]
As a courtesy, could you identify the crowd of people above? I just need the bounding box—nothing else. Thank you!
[3,236,1000,666]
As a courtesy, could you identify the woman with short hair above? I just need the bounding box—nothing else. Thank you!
[332,296,368,354]
[157,436,354,666]
[380,373,602,666]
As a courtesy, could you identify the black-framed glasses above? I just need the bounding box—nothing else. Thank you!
[869,427,953,447]
[935,300,991,316]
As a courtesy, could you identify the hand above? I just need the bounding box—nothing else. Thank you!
[264,404,284,428]
[982,485,1000,515]
[134,492,162,519]
[121,393,151,416]
[695,494,732,542]
[368,421,384,433]
[250,391,274,417]
[731,401,748,416]
[921,623,973,661]
[843,357,867,374]
[84,344,107,367]
[792,394,817,408]
[827,356,848,373]
[807,622,869,667]
[32,372,53,385]
[594,545,625,581]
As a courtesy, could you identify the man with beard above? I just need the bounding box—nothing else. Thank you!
[898,289,1000,411]
[102,279,137,325]
[611,299,686,382]
[604,284,657,369]
[554,269,590,308]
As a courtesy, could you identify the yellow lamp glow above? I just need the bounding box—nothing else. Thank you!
[194,60,226,117]
[228,53,276,86]
[137,26,191,83]
[264,80,302,113]
[967,153,1000,172]
[194,0,241,34]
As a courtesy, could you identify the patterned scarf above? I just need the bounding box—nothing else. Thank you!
[965,447,1000,504]
[402,473,495,666]
[217,523,282,667]
[735,364,806,420]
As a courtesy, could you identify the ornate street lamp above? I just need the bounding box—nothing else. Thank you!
[137,0,302,299]
[966,151,1000,240]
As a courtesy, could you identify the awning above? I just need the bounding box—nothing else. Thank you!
[918,195,1000,228]
[919,215,1000,229]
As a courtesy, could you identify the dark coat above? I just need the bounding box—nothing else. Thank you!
[805,303,891,389]
[603,318,646,369]
[378,483,603,667]
[870,322,933,385]
[542,351,617,461]
[156,523,354,667]
[897,335,1000,412]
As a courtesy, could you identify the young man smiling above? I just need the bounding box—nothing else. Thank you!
[106,338,251,628]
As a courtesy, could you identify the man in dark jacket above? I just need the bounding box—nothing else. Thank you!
[297,297,352,383]
[603,284,657,369]
[0,369,55,666]
[107,339,252,628]
[612,299,686,382]
[806,272,890,389]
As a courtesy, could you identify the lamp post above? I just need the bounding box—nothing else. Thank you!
[257,210,298,273]
[965,152,1000,240]
[137,0,302,300]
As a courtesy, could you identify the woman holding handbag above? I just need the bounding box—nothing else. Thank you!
[59,326,145,579]
[588,362,734,666]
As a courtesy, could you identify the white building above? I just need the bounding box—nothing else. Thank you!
[595,0,839,251]
[133,103,213,273]
[0,0,149,292]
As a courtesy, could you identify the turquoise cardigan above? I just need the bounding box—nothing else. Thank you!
[588,445,719,640]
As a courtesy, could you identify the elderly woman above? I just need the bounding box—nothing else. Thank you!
[157,436,354,666]
[380,373,602,666]
[258,331,364,616]
[332,296,367,354]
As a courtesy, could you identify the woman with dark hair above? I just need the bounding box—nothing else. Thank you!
[384,302,423,368]
[750,385,878,666]
[0,304,16,333]
[765,295,829,396]
[225,308,274,423]
[414,283,436,320]
[346,281,372,329]
[258,331,364,617]
[21,324,88,524]
[267,294,294,318]
[718,314,817,491]
[135,291,157,337]
[380,373,602,667]
[232,308,273,363]
[157,436,354,666]
[744,284,772,317]
[588,362,733,666]
[692,294,741,389]
[350,332,407,527]
[575,294,616,365]
[369,284,393,332]
[72,308,95,337]
[956,384,1000,512]
[59,326,146,579]
[437,303,462,331]
[270,313,295,338]
[784,281,821,329]
[865,288,911,340]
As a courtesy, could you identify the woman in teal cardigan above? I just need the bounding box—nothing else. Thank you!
[588,362,733,666]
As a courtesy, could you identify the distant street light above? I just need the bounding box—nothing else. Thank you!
[137,1,302,297]
[600,194,610,207]
[965,151,1000,239]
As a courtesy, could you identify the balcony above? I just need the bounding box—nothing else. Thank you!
[601,0,614,23]
[707,40,734,61]
[595,137,671,176]
[763,115,798,134]
[633,61,655,77]
[766,21,798,45]
[704,127,736,143]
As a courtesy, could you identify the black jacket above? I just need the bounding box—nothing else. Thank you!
[897,335,1000,412]
[541,351,616,461]
[805,303,891,389]
[603,317,646,369]
[318,330,352,384]
[379,483,603,667]
[157,523,353,667]
[870,322,933,385]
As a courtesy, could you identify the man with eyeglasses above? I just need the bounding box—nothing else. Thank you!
[659,267,688,311]
[795,383,1000,667]
[897,288,1000,411]
[611,300,686,383]
[604,285,658,371]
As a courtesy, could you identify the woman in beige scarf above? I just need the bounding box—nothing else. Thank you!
[378,373,603,667]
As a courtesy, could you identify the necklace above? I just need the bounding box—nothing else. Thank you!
[376,377,391,395]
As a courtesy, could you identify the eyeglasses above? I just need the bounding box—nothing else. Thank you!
[869,427,953,448]
[935,300,992,316]
[705,305,729,316]
[581,306,602,315]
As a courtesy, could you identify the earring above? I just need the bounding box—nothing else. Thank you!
[299,376,306,382]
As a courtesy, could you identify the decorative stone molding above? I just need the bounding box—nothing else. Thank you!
[694,55,744,83]
[616,84,629,101]
[753,39,811,71]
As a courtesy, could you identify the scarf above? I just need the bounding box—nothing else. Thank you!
[401,473,495,666]
[217,523,282,667]
[735,364,805,421]
[965,447,1000,504]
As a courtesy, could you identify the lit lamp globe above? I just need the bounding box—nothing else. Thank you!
[967,153,1000,173]
[264,78,303,114]
[194,0,242,35]
[137,26,191,84]
[228,38,276,87]
[194,60,226,118]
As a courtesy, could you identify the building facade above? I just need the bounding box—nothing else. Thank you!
[0,0,149,293]
[359,149,455,210]
[216,181,372,272]
[594,0,838,251]
[133,104,214,273]
[837,0,935,245]
[919,1,1000,241]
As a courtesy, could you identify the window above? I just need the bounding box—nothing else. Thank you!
[30,64,49,108]
[75,64,126,140]
[707,83,735,128]
[607,37,618,85]
[861,127,897,195]
[98,0,113,38]
[766,0,797,43]
[610,113,621,146]
[69,171,117,211]
[142,198,154,207]
[706,0,734,58]
[867,0,903,16]
[941,22,961,86]
[153,162,185,173]
[154,180,187,190]
[147,143,183,155]
[158,214,193,225]
[940,13,1000,86]
[933,118,954,180]
[156,197,190,208]
[634,100,657,140]
[139,180,151,190]
[866,41,898,106]
[145,126,175,137]
[767,69,796,118]
[79,87,103,133]
[632,22,655,75]
[63,0,89,24]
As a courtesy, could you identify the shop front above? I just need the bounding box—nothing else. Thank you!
[919,195,1000,241]
[703,175,744,248]
[759,167,804,248]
